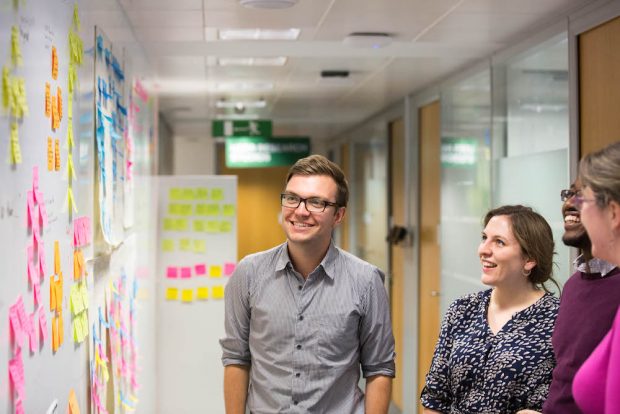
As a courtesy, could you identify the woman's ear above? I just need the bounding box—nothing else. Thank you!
[524,258,537,272]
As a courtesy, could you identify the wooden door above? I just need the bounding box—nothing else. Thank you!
[418,101,441,409]
[217,145,287,260]
[579,15,620,155]
[389,119,405,410]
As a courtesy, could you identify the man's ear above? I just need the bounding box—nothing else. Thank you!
[609,200,620,232]
[334,206,346,225]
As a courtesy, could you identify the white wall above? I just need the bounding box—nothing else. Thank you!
[173,135,217,175]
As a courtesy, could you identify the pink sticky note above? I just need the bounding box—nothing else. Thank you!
[9,348,25,399]
[15,399,24,414]
[180,267,192,278]
[39,306,48,341]
[26,191,35,229]
[9,308,23,345]
[224,262,236,276]
[33,281,41,305]
[38,240,47,280]
[195,264,206,275]
[15,296,28,329]
[166,267,178,279]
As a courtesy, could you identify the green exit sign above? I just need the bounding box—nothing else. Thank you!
[212,120,272,137]
[225,137,311,168]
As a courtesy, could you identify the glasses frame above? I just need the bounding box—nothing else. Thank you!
[280,193,340,213]
[572,194,597,211]
[560,188,580,202]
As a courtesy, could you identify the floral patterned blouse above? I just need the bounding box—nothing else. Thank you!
[421,289,559,414]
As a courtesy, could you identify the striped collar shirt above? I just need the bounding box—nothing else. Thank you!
[220,242,395,413]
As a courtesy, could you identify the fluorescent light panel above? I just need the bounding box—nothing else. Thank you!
[218,28,300,40]
[215,113,260,120]
[216,99,267,109]
[218,57,288,66]
[215,82,274,92]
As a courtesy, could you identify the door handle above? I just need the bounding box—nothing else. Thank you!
[430,290,441,297]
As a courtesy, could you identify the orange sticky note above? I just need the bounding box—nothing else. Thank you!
[57,87,62,121]
[55,277,63,311]
[47,137,54,171]
[45,82,51,117]
[51,46,58,80]
[212,285,225,299]
[55,138,60,170]
[51,94,57,129]
[68,389,80,414]
[57,310,63,346]
[50,276,57,311]
[54,241,60,274]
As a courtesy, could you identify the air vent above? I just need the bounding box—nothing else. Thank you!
[320,70,350,78]
[239,0,299,9]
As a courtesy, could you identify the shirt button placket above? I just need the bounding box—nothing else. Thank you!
[292,280,306,411]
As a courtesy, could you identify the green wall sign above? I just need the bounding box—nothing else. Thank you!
[441,137,478,167]
[225,137,311,168]
[212,120,272,137]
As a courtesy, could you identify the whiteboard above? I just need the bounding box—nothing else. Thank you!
[156,176,238,414]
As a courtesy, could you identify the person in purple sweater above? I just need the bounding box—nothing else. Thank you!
[517,180,620,414]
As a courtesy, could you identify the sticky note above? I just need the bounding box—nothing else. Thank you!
[169,188,183,200]
[10,122,22,164]
[11,26,22,66]
[193,239,206,253]
[179,238,191,251]
[50,278,57,311]
[206,204,220,216]
[212,285,225,299]
[33,280,41,304]
[223,204,236,216]
[175,219,188,231]
[180,267,191,278]
[197,287,209,300]
[182,188,195,200]
[45,82,51,117]
[2,67,9,108]
[57,87,63,121]
[58,311,64,346]
[9,305,23,345]
[47,137,54,170]
[162,239,174,252]
[51,46,58,80]
[224,262,236,276]
[29,313,37,352]
[193,220,205,232]
[163,218,175,231]
[168,203,179,215]
[8,348,25,399]
[69,389,81,414]
[195,188,208,199]
[220,221,233,233]
[206,221,219,233]
[165,287,178,301]
[209,265,222,278]
[195,204,207,215]
[180,204,193,216]
[195,264,206,275]
[181,289,193,302]
[80,283,89,310]
[166,267,178,278]
[39,240,47,276]
[55,138,61,170]
[71,285,84,314]
[66,154,76,180]
[211,188,224,201]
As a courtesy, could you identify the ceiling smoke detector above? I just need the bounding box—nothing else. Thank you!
[239,0,299,9]
[343,32,392,49]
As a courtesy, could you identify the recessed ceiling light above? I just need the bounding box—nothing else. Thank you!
[216,99,267,109]
[218,28,301,41]
[239,0,299,9]
[343,32,392,49]
[215,82,274,92]
[215,113,260,120]
[218,57,288,66]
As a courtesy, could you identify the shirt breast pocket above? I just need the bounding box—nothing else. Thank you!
[318,311,359,362]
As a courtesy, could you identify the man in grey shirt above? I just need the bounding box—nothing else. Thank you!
[220,154,396,413]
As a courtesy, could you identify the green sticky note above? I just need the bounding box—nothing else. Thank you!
[182,188,195,200]
[206,221,219,233]
[220,221,233,233]
[211,188,224,201]
[193,239,206,253]
[195,188,209,200]
[70,285,83,315]
[163,218,175,231]
[80,283,89,310]
[206,204,220,216]
[175,219,188,231]
[170,188,183,201]
[179,238,191,251]
[222,204,235,216]
[193,220,205,232]
[162,239,175,252]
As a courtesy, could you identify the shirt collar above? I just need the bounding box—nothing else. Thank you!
[574,254,617,277]
[275,241,338,280]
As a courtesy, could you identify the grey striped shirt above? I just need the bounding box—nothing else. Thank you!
[220,242,396,413]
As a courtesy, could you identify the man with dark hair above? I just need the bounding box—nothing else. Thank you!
[221,155,395,414]
[517,180,620,414]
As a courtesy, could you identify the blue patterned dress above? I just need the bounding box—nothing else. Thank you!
[421,289,559,414]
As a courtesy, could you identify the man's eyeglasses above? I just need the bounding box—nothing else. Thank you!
[560,189,579,202]
[560,188,596,210]
[281,193,339,213]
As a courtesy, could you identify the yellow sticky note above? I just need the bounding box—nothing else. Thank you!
[66,154,76,180]
[2,67,9,108]
[222,204,236,216]
[169,188,182,201]
[175,219,188,231]
[197,287,209,300]
[73,3,81,30]
[80,283,89,310]
[10,122,21,164]
[206,221,219,233]
[52,46,58,80]
[211,188,224,201]
[163,218,175,231]
[179,238,191,251]
[165,287,178,301]
[193,239,206,253]
[209,265,222,278]
[181,289,193,303]
[195,204,207,215]
[193,220,205,232]
[220,221,233,233]
[181,204,193,216]
[206,204,220,216]
[195,188,208,200]
[67,187,78,213]
[212,285,225,299]
[11,26,22,66]
[162,239,174,252]
[182,188,195,200]
[168,204,179,215]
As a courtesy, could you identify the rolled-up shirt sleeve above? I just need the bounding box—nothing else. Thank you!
[220,258,252,366]
[420,299,458,412]
[359,268,396,378]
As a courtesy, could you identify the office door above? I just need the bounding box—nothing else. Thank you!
[418,101,441,409]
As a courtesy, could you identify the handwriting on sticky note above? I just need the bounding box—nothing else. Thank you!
[212,285,225,299]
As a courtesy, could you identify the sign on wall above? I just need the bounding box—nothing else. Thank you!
[225,137,310,168]
[212,119,272,137]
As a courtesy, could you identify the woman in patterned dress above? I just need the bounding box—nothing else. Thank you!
[421,205,560,414]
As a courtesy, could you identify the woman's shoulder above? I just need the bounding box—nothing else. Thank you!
[447,289,490,315]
